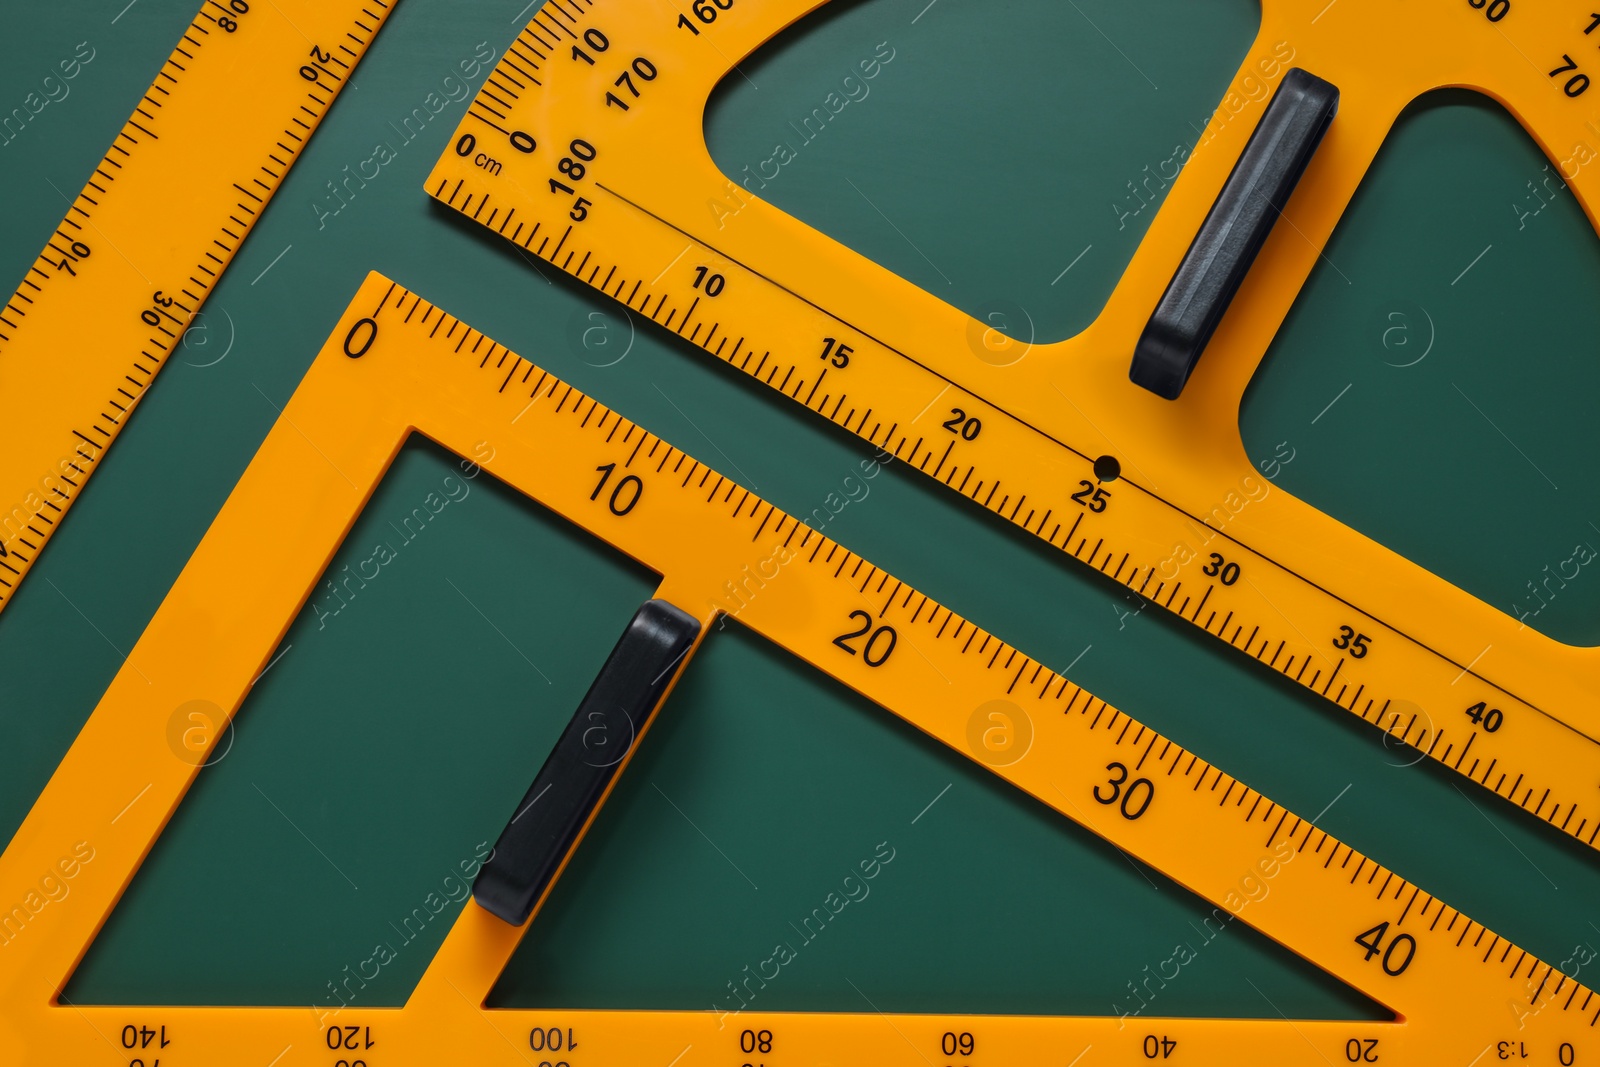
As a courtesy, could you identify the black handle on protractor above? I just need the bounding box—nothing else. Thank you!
[1129,68,1339,400]
[472,599,702,926]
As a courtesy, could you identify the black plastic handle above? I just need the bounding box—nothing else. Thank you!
[472,599,701,925]
[1129,68,1339,400]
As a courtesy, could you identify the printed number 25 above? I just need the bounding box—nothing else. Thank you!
[1070,480,1109,513]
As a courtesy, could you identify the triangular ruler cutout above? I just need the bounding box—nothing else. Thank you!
[0,274,1591,1065]
[487,616,1385,1022]
[700,0,1260,344]
[1242,87,1600,646]
[425,0,1600,851]
[60,436,659,1006]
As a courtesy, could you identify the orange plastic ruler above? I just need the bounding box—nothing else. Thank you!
[0,0,394,612]
[424,0,1600,851]
[0,272,1591,1066]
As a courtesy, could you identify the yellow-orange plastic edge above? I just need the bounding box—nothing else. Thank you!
[425,0,1600,852]
[0,0,394,610]
[0,273,1590,1066]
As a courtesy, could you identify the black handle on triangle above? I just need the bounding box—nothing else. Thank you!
[1129,67,1339,400]
[473,599,702,926]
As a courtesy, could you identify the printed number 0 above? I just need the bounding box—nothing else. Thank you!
[343,317,378,358]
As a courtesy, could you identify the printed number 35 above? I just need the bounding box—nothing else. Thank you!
[1332,625,1370,658]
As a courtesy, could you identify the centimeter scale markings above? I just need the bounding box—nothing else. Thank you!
[0,0,394,612]
[424,0,1600,852]
[0,273,1591,1066]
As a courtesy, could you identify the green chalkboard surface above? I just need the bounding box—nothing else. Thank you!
[0,0,1595,1024]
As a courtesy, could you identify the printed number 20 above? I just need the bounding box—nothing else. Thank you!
[833,610,897,667]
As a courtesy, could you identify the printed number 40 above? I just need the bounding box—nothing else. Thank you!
[1354,921,1415,976]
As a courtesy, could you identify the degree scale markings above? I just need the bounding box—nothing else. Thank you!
[0,271,1592,1066]
[0,0,394,614]
[426,0,1600,851]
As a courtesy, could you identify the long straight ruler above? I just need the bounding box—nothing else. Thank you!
[0,0,394,612]
[424,0,1600,848]
[0,272,1591,1065]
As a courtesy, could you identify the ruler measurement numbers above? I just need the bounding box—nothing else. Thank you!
[0,0,393,613]
[426,0,1600,854]
[2,272,1593,1065]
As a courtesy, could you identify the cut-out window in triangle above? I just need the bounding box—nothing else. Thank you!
[1242,89,1600,646]
[63,437,659,1006]
[704,0,1260,344]
[3,275,1582,1067]
[489,619,1386,1021]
